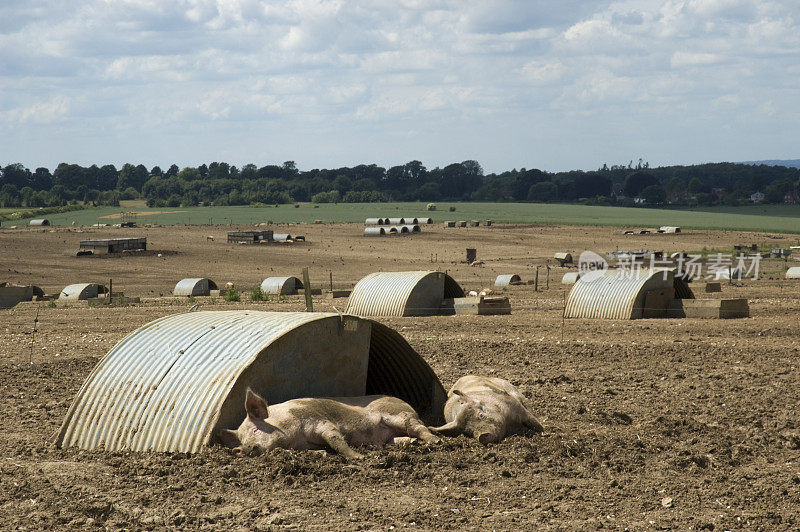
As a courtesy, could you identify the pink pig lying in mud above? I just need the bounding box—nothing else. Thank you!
[216,390,440,459]
[429,375,544,444]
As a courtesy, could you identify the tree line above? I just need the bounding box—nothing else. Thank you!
[1,159,799,209]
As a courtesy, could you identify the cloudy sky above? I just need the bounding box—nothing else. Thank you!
[1,0,799,173]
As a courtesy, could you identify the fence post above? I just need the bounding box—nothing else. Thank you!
[302,267,313,312]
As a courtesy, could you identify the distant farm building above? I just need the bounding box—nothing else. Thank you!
[260,276,303,295]
[273,233,305,242]
[228,230,273,244]
[60,283,107,301]
[562,272,581,285]
[173,278,218,296]
[29,219,50,226]
[365,218,387,225]
[79,237,147,254]
[346,271,465,317]
[658,226,681,234]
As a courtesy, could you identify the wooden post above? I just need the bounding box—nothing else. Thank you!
[534,266,539,292]
[109,278,113,299]
[302,267,313,312]
[329,271,333,292]
[546,266,550,289]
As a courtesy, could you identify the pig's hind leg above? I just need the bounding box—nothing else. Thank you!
[317,424,365,460]
[382,413,441,443]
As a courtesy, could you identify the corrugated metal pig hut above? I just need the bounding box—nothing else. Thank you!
[565,268,693,319]
[57,311,446,453]
[260,276,303,295]
[174,278,218,296]
[346,271,465,317]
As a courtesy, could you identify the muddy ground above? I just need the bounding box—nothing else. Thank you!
[1,222,799,530]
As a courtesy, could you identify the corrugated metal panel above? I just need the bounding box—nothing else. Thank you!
[364,227,386,236]
[260,276,303,295]
[494,274,521,287]
[57,312,354,452]
[786,267,800,279]
[0,285,33,309]
[173,278,216,296]
[60,283,101,300]
[346,271,463,317]
[565,269,674,319]
[366,321,446,425]
[57,311,445,452]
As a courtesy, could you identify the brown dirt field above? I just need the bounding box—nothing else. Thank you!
[1,223,799,530]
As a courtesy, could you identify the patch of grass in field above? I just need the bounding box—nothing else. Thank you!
[5,202,800,234]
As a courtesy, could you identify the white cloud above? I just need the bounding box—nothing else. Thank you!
[1,0,799,172]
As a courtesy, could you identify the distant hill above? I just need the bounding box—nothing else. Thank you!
[740,159,800,169]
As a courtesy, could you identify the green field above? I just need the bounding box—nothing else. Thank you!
[4,202,800,234]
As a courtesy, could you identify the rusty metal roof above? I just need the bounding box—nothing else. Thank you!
[57,310,445,452]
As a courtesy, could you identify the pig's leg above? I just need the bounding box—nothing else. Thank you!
[521,409,544,433]
[382,414,441,443]
[317,425,364,460]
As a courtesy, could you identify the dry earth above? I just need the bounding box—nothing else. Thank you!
[1,222,799,530]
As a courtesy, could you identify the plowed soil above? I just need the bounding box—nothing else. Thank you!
[1,222,799,530]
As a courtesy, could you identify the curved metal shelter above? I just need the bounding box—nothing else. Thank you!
[401,224,420,233]
[494,274,522,287]
[365,218,386,225]
[173,278,217,297]
[346,271,465,317]
[786,267,800,279]
[56,311,446,453]
[0,284,43,308]
[422,217,433,224]
[387,217,405,225]
[364,227,386,237]
[565,268,675,319]
[260,276,303,295]
[561,272,581,285]
[60,283,106,301]
[273,233,292,242]
[29,219,50,226]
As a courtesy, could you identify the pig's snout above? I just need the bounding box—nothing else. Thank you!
[477,432,497,445]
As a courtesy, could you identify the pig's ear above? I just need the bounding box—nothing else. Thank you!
[245,388,270,420]
[216,428,241,449]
